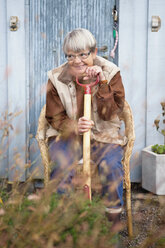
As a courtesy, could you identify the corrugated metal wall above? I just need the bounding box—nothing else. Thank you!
[29,0,117,178]
[1,0,164,183]
[29,0,117,136]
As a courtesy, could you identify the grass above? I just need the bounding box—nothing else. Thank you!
[0,181,165,248]
[0,180,118,248]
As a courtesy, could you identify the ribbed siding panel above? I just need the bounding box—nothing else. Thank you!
[29,0,116,136]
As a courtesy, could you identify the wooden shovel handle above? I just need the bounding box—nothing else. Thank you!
[83,94,92,201]
[76,75,99,201]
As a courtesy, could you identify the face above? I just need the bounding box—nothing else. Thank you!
[67,49,97,79]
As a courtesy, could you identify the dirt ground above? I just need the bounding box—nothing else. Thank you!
[120,183,165,248]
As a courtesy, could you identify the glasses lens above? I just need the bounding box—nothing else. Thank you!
[79,52,89,59]
[66,51,90,61]
[66,54,75,61]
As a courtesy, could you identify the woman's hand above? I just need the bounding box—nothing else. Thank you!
[83,65,105,81]
[78,116,94,134]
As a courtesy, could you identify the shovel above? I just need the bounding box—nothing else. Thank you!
[76,75,99,201]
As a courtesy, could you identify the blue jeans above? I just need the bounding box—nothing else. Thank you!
[48,137,124,208]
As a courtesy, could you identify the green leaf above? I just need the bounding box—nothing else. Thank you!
[152,144,165,154]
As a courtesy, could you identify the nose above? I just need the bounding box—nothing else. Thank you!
[74,55,81,63]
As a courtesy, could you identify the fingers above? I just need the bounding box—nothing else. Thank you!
[83,66,102,80]
[78,117,94,134]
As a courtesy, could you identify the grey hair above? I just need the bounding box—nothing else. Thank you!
[63,28,96,54]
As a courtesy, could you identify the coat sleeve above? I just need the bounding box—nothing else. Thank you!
[96,71,125,120]
[45,79,78,138]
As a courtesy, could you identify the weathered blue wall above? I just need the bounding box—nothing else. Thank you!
[29,0,117,136]
[2,0,164,183]
[119,0,165,181]
[0,0,27,181]
[28,0,117,179]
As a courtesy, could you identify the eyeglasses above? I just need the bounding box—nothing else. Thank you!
[65,51,91,61]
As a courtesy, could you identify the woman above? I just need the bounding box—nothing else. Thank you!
[45,28,126,230]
